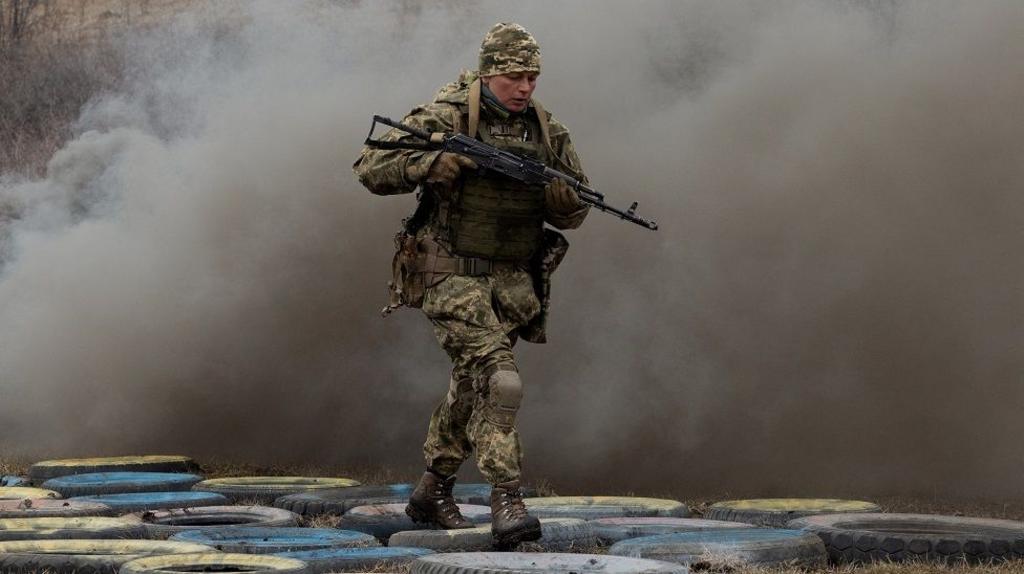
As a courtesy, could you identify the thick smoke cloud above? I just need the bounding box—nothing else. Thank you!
[1,0,1021,498]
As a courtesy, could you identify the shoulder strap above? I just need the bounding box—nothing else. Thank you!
[531,98,576,174]
[468,78,482,139]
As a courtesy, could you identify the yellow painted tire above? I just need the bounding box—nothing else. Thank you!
[706,498,882,527]
[120,552,309,574]
[192,476,361,504]
[0,516,145,541]
[0,539,216,574]
[28,456,197,482]
[0,498,114,518]
[0,487,61,500]
[524,496,690,519]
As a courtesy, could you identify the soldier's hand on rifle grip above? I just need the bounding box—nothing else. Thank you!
[544,178,583,215]
[416,152,478,199]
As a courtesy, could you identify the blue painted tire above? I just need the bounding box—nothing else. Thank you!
[340,503,490,541]
[170,527,379,553]
[589,517,750,545]
[609,528,827,569]
[277,547,433,574]
[137,506,299,540]
[69,491,228,513]
[274,483,503,516]
[43,473,203,498]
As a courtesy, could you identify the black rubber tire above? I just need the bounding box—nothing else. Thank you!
[120,553,308,574]
[0,539,215,574]
[339,503,490,541]
[0,516,146,541]
[409,552,687,573]
[69,491,229,513]
[136,505,299,539]
[169,526,379,553]
[524,497,690,520]
[609,528,827,570]
[589,517,750,545]
[275,483,500,516]
[277,547,434,574]
[389,518,596,552]
[192,477,361,504]
[705,498,881,528]
[41,473,203,498]
[0,499,114,519]
[28,457,198,483]
[787,512,1024,564]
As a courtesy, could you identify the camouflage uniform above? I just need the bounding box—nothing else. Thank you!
[353,23,588,486]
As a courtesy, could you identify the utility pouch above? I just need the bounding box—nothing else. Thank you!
[382,231,425,316]
[517,228,570,343]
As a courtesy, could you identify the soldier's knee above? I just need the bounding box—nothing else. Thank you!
[481,363,522,429]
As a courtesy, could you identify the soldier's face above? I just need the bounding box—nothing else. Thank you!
[483,72,538,113]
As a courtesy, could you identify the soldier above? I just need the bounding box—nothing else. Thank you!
[353,22,589,547]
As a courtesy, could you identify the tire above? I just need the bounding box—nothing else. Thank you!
[409,552,687,573]
[28,456,198,483]
[390,518,596,552]
[0,516,145,541]
[275,483,499,516]
[276,547,434,574]
[169,526,379,553]
[609,528,827,570]
[42,473,203,498]
[589,517,750,545]
[0,488,61,500]
[1,478,28,488]
[787,512,1024,564]
[706,498,881,528]
[0,539,215,574]
[339,503,491,541]
[137,505,299,540]
[120,553,308,574]
[524,497,689,520]
[69,491,229,513]
[0,499,114,519]
[192,477,361,504]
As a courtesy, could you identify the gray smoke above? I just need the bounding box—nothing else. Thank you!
[1,0,1021,499]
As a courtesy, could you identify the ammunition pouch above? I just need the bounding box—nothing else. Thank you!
[382,233,527,316]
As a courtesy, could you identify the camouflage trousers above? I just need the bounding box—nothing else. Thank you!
[420,268,540,485]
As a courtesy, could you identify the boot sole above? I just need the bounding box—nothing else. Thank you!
[493,522,543,549]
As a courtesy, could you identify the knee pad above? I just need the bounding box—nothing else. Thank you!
[482,365,523,429]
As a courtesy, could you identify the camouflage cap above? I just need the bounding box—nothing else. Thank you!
[478,22,541,77]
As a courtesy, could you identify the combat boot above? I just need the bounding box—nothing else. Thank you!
[490,479,541,548]
[405,469,474,529]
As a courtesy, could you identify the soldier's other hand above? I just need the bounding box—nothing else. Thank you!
[545,178,583,215]
[424,153,478,187]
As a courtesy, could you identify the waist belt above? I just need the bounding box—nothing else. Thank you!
[415,239,523,276]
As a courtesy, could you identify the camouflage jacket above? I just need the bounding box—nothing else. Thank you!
[353,71,590,231]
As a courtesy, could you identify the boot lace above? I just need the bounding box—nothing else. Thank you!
[496,487,528,520]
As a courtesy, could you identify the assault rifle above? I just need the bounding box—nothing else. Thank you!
[364,115,658,231]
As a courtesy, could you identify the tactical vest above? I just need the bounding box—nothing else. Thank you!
[445,106,551,261]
